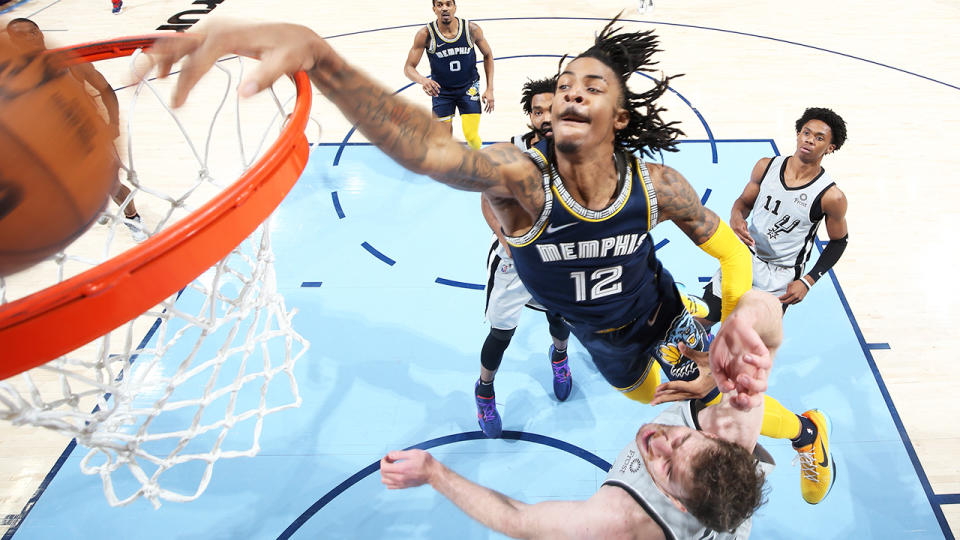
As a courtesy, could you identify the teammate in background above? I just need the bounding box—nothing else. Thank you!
[476,76,569,439]
[382,290,783,539]
[404,0,494,149]
[695,107,847,504]
[6,18,146,242]
[147,14,833,507]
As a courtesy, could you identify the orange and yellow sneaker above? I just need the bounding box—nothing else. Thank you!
[793,409,836,504]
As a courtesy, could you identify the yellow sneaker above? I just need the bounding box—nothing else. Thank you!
[793,409,836,504]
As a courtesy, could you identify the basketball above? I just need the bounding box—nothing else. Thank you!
[0,46,117,277]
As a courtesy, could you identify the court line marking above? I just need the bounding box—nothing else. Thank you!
[323,18,958,92]
[817,238,952,538]
[361,241,396,266]
[329,54,715,166]
[276,430,611,539]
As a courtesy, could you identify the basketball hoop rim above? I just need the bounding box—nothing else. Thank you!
[0,35,313,380]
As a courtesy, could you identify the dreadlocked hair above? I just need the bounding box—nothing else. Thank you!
[574,16,684,158]
[520,76,558,114]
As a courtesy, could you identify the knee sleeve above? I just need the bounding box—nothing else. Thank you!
[546,313,570,342]
[481,327,515,372]
[461,113,482,150]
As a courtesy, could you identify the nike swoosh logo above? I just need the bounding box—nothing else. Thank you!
[646,303,662,326]
[818,439,829,468]
[545,222,577,234]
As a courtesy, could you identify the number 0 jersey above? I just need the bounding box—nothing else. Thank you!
[425,18,479,90]
[505,140,675,333]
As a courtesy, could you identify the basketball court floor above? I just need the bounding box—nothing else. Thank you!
[1,1,958,538]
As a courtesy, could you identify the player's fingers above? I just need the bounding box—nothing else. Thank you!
[168,38,234,108]
[147,33,204,81]
[678,342,708,362]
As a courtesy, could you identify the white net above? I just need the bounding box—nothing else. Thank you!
[0,45,310,507]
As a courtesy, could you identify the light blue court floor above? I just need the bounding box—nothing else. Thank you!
[8,141,946,539]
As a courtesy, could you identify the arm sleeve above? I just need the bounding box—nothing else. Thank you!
[807,234,848,283]
[697,220,752,320]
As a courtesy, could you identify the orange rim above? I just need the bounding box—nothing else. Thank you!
[0,35,312,380]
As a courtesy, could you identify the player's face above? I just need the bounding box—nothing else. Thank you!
[432,0,456,25]
[529,92,554,139]
[795,119,835,164]
[552,57,628,155]
[7,22,45,52]
[636,423,716,504]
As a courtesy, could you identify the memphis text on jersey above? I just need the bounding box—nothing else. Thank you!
[433,46,472,59]
[534,232,647,263]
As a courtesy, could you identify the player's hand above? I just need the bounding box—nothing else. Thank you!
[421,78,441,97]
[778,279,809,305]
[482,88,494,113]
[708,315,771,411]
[651,342,717,404]
[730,214,754,247]
[144,20,330,108]
[380,449,436,489]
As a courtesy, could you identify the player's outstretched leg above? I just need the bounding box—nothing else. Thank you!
[793,409,836,504]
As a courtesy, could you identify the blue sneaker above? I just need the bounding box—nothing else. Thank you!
[112,1,122,13]
[550,346,572,401]
[475,379,501,438]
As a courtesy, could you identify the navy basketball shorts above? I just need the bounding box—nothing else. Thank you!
[432,79,482,121]
[570,287,718,401]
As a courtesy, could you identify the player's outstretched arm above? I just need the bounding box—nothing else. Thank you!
[381,449,658,540]
[699,290,782,449]
[651,164,752,320]
[150,21,535,199]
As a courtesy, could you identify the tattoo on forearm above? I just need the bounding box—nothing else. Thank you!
[658,166,719,244]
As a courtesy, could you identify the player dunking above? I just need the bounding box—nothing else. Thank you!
[404,0,494,149]
[476,76,569,438]
[149,14,832,504]
[696,106,848,504]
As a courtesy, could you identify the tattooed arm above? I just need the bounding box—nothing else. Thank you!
[649,164,719,242]
[650,164,752,320]
[150,21,541,209]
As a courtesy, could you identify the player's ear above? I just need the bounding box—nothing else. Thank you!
[613,106,630,131]
[826,143,836,154]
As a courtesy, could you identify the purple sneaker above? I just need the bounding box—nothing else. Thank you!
[550,346,572,401]
[475,379,502,438]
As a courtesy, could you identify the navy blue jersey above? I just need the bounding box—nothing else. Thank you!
[425,18,479,89]
[505,140,675,333]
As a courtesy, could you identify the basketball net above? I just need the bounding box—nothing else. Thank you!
[0,37,311,508]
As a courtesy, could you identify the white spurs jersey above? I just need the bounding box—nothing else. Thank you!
[747,155,836,268]
[510,131,536,151]
[603,402,773,540]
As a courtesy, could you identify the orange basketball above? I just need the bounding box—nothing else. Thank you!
[0,47,116,277]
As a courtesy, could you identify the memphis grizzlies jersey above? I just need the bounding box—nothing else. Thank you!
[748,155,836,268]
[505,139,673,332]
[425,18,479,89]
[603,402,771,540]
